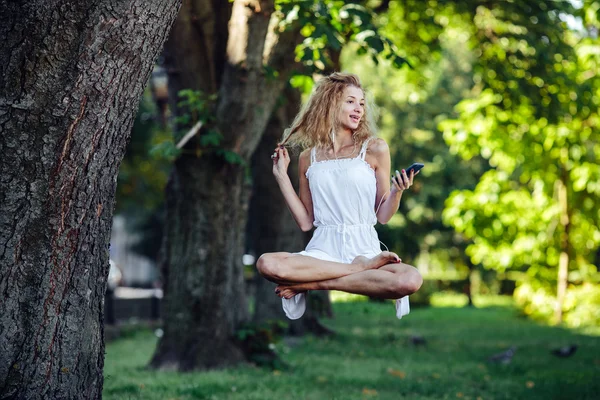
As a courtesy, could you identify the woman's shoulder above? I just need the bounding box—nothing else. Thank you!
[299,147,311,161]
[298,147,312,168]
[365,137,389,156]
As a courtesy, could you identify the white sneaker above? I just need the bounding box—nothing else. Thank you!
[395,296,410,319]
[282,293,306,320]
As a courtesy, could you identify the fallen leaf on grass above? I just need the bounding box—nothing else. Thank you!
[432,373,441,379]
[352,327,364,335]
[362,388,378,396]
[526,381,535,388]
[387,368,406,379]
[317,376,328,383]
[273,370,281,376]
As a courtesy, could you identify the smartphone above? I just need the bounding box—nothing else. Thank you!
[404,162,424,176]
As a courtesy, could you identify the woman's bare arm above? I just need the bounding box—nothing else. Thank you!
[273,147,314,231]
[365,139,414,224]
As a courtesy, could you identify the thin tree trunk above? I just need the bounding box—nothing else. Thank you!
[466,259,475,307]
[0,1,180,398]
[555,171,570,323]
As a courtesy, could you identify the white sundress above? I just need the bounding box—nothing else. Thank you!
[282,138,411,320]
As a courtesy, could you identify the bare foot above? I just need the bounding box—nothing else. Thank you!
[352,251,401,271]
[275,284,307,299]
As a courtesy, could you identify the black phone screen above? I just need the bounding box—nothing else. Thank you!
[405,163,424,175]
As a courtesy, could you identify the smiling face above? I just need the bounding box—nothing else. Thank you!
[337,85,365,133]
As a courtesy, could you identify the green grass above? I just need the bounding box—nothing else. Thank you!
[104,298,599,400]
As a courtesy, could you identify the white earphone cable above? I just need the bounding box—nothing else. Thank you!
[375,189,391,252]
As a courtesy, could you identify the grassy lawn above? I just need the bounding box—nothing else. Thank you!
[103,296,599,400]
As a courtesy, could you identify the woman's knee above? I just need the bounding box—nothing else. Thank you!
[404,267,423,295]
[256,253,285,281]
[256,254,274,277]
[392,266,423,296]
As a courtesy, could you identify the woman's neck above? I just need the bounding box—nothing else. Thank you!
[332,128,353,152]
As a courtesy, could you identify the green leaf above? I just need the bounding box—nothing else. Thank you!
[174,114,190,125]
[218,149,245,165]
[339,3,372,25]
[392,55,411,69]
[354,29,377,44]
[324,27,343,50]
[365,36,384,54]
[149,141,181,161]
[290,74,314,94]
[199,130,223,147]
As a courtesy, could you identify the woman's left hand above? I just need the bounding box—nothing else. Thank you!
[391,169,417,193]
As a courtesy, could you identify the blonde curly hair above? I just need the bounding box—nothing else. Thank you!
[280,72,378,150]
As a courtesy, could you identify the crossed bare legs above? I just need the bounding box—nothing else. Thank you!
[256,251,423,300]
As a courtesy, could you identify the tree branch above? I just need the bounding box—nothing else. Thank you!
[265,24,305,78]
[226,0,274,69]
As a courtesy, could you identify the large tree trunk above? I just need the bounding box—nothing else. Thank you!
[150,0,302,370]
[150,154,250,370]
[0,1,180,398]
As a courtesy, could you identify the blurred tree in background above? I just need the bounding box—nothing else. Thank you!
[436,0,600,326]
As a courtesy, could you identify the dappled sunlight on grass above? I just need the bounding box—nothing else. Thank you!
[576,325,600,337]
[430,293,515,308]
[429,291,470,307]
[330,290,369,303]
[471,295,515,308]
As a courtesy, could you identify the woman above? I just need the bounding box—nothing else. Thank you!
[257,72,423,320]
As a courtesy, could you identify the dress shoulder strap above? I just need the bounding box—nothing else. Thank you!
[310,147,317,164]
[359,137,373,160]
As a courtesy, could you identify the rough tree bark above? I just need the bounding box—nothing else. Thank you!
[150,0,303,370]
[0,1,180,398]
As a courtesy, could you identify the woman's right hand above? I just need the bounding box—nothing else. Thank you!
[272,145,290,181]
